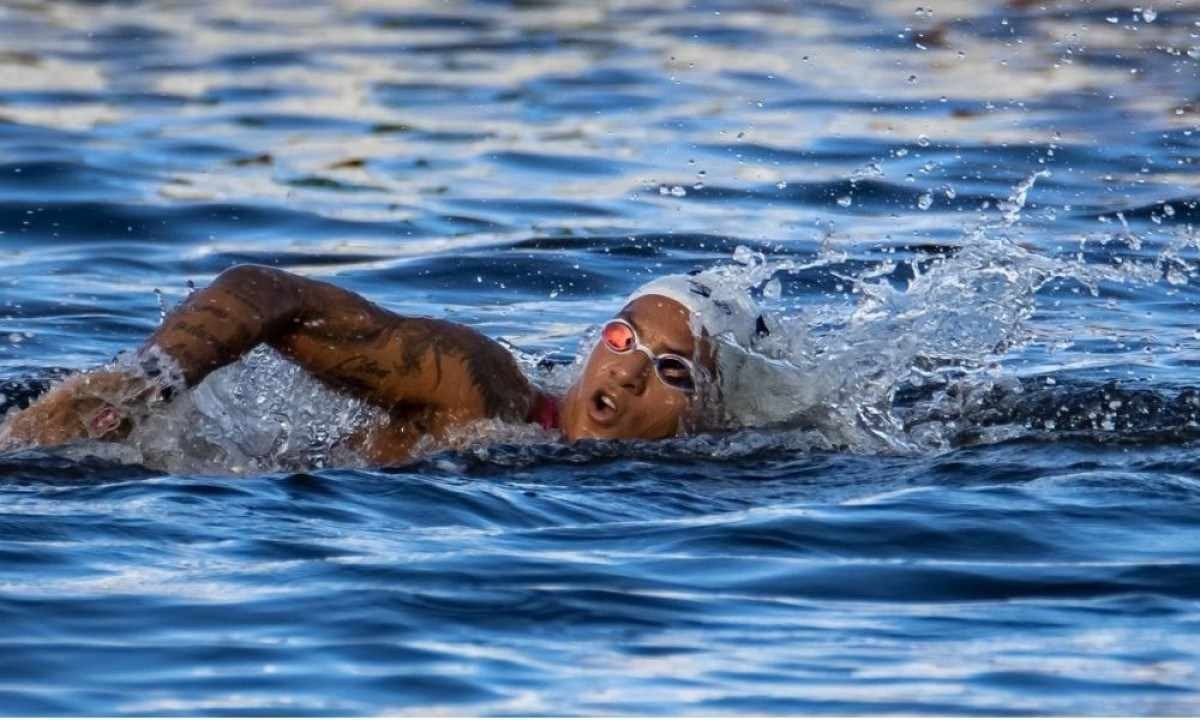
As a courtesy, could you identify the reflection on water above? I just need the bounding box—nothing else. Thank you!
[1,0,1200,715]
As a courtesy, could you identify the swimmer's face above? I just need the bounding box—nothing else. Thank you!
[562,295,706,442]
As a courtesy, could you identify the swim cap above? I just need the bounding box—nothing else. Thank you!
[625,273,767,347]
[625,272,782,431]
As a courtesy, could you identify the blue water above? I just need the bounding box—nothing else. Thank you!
[2,0,1200,714]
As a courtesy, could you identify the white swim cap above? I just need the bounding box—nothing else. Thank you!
[625,272,783,431]
[625,273,767,348]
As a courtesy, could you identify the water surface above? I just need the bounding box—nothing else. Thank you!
[1,0,1200,714]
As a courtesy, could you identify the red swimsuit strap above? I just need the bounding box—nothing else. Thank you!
[527,391,560,431]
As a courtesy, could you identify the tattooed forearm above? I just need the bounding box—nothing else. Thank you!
[142,265,306,386]
[141,264,536,427]
[6,264,541,461]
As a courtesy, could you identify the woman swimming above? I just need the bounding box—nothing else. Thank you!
[0,265,766,464]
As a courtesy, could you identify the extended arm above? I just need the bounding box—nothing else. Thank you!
[1,266,535,451]
[151,265,532,417]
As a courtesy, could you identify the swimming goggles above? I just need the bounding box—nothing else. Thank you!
[600,319,697,392]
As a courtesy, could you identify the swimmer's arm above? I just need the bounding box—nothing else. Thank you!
[147,265,534,419]
[2,265,533,449]
[2,264,303,449]
[1,263,302,448]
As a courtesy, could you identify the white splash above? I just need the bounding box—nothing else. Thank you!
[120,345,382,474]
[537,172,1199,457]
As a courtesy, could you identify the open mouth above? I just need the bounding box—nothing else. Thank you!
[587,388,620,425]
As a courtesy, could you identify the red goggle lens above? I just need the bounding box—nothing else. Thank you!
[601,320,635,352]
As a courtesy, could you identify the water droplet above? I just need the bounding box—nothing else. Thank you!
[1163,203,1175,216]
[998,170,1050,226]
[153,288,168,323]
[732,245,764,266]
[944,186,957,200]
[907,74,918,83]
[763,277,782,299]
[836,195,853,207]
[670,185,687,197]
[916,192,933,210]
[1142,7,1157,22]
[776,180,788,190]
[7,333,21,344]
[895,148,909,158]
[917,134,930,147]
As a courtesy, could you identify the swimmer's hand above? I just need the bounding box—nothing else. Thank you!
[0,370,154,450]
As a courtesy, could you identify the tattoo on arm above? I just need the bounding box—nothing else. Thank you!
[386,319,530,419]
[142,265,534,423]
[329,355,391,381]
[143,265,310,386]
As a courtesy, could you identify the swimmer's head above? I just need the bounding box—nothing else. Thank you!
[561,274,764,441]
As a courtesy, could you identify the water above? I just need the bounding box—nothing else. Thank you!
[2,0,1200,713]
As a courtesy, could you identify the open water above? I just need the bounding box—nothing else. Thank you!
[2,0,1200,714]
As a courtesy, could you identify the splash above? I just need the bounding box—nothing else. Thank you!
[536,172,1199,457]
[997,170,1049,226]
[118,345,382,474]
[15,174,1195,473]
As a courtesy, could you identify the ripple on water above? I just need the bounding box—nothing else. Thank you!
[2,0,1200,714]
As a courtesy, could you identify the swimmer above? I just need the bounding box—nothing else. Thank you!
[0,265,765,464]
